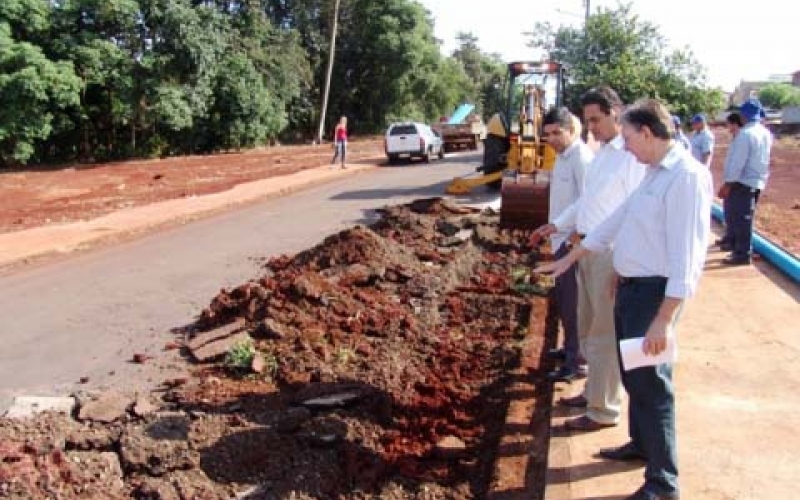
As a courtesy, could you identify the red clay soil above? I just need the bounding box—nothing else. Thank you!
[0,139,384,233]
[0,198,556,500]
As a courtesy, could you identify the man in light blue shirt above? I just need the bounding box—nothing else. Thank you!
[530,107,593,383]
[689,114,714,166]
[536,98,712,500]
[671,115,690,150]
[717,98,773,265]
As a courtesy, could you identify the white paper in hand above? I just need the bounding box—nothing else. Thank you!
[619,337,677,371]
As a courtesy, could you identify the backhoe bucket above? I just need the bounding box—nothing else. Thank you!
[499,173,550,230]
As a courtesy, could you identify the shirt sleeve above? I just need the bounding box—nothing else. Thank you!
[664,169,712,298]
[723,133,750,183]
[552,201,578,231]
[582,199,628,252]
[573,150,590,197]
[700,133,713,154]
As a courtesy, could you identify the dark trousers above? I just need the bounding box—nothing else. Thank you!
[554,242,580,369]
[615,278,678,497]
[727,182,760,259]
[721,195,734,244]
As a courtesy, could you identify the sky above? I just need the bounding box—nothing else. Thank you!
[416,0,800,92]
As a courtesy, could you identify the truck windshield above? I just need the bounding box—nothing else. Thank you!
[390,125,417,136]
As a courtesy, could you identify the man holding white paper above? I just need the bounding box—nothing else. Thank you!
[535,99,712,500]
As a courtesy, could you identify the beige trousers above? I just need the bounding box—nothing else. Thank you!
[577,249,623,424]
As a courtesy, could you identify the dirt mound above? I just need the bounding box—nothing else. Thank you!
[0,198,550,499]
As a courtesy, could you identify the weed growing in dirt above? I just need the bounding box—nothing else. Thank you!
[224,339,255,370]
[258,349,280,378]
[334,347,358,366]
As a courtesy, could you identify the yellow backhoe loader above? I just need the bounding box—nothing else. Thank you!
[446,61,565,230]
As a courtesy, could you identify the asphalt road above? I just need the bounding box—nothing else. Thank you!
[0,154,495,412]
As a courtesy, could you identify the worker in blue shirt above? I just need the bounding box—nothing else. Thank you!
[671,116,690,150]
[715,112,745,250]
[717,98,773,265]
[689,114,714,166]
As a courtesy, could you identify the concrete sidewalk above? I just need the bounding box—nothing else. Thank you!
[544,241,800,500]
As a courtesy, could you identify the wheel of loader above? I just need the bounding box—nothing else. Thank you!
[483,134,509,190]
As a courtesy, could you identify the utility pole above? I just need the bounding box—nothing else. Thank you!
[584,0,590,24]
[317,0,341,144]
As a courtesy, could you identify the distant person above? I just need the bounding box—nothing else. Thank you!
[717,99,773,265]
[331,116,348,169]
[716,112,745,250]
[529,108,593,383]
[689,113,714,166]
[535,98,713,500]
[671,115,690,150]
[535,86,645,431]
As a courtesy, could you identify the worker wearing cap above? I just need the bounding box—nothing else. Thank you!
[671,116,690,150]
[717,98,773,265]
[689,114,714,166]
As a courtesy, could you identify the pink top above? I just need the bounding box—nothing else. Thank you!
[335,124,348,141]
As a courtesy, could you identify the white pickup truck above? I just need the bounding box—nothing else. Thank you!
[384,122,445,164]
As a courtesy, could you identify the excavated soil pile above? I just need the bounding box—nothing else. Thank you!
[0,198,550,500]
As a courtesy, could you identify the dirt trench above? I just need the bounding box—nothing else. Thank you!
[0,198,554,500]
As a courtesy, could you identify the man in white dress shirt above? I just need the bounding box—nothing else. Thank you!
[535,86,646,430]
[530,107,593,382]
[536,98,712,500]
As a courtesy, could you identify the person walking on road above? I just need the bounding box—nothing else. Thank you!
[538,86,646,430]
[717,99,773,265]
[529,108,594,383]
[715,112,745,250]
[689,113,714,167]
[331,116,348,169]
[536,98,713,500]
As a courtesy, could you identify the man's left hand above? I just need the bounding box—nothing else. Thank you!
[642,318,672,356]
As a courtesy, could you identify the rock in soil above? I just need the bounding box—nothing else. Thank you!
[0,198,551,500]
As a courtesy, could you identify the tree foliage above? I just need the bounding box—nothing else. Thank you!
[758,83,800,109]
[526,3,725,120]
[2,0,728,168]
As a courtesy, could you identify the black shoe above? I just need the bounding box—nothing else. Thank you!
[623,485,679,500]
[722,255,751,266]
[714,237,730,246]
[546,348,566,361]
[718,243,733,251]
[547,366,579,383]
[557,394,587,408]
[597,442,647,462]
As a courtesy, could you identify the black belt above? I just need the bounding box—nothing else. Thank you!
[617,276,667,286]
[568,233,586,246]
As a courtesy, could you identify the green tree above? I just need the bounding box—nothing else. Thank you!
[328,0,451,131]
[526,3,724,118]
[758,83,800,109]
[450,32,506,118]
[0,22,82,166]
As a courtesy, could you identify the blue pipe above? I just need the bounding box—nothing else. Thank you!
[711,203,800,283]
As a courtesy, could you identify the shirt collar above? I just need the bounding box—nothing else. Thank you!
[658,143,683,170]
[608,134,625,150]
[559,139,581,159]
